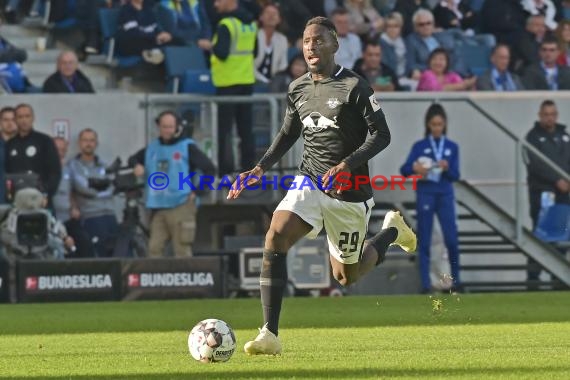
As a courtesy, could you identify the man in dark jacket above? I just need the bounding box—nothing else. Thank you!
[5,104,62,209]
[116,0,173,63]
[42,51,95,93]
[524,99,570,284]
[525,100,570,229]
[522,36,570,90]
[155,0,212,49]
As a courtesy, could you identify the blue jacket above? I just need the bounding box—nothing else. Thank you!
[379,38,398,76]
[400,136,460,194]
[155,0,212,45]
[405,31,468,77]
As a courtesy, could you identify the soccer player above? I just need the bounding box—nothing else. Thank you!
[227,16,417,355]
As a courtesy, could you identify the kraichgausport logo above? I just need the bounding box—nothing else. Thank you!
[128,272,215,288]
[25,275,112,291]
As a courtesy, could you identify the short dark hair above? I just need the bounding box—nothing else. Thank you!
[541,35,559,48]
[79,128,98,139]
[424,103,448,137]
[0,106,15,118]
[15,103,34,115]
[363,41,381,52]
[540,99,556,110]
[427,47,450,73]
[306,16,337,40]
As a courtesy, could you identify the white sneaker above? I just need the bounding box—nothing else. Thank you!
[243,324,282,355]
[382,210,417,253]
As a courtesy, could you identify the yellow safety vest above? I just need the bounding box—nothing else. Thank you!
[211,17,257,87]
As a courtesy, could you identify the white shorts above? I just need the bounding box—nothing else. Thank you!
[275,176,374,265]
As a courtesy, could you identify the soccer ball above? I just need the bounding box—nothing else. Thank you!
[188,319,236,363]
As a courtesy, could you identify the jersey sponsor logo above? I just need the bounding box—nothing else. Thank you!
[326,98,342,109]
[128,272,215,288]
[26,274,113,291]
[369,94,381,112]
[302,112,339,132]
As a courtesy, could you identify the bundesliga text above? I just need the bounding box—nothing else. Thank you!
[147,172,422,192]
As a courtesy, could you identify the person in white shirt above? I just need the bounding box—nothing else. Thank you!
[331,7,362,69]
[254,3,289,84]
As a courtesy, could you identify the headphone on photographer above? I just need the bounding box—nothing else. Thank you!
[155,110,185,137]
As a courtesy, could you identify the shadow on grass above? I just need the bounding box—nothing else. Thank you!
[3,366,570,379]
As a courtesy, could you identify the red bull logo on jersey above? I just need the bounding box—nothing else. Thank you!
[302,112,340,132]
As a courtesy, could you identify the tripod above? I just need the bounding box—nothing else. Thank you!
[114,189,149,258]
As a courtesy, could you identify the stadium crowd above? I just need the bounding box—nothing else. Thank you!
[1,1,570,93]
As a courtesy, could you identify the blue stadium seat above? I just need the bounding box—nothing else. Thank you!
[181,69,215,94]
[164,46,208,93]
[534,204,570,242]
[99,8,142,68]
[459,44,491,77]
[287,46,300,63]
[565,8,570,20]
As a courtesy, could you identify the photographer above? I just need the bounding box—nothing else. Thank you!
[68,128,118,258]
[129,111,216,257]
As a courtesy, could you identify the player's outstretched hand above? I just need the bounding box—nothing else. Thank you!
[322,162,351,195]
[227,166,264,200]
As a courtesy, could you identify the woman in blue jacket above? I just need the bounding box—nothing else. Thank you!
[400,103,460,293]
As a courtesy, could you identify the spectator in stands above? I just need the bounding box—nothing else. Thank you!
[0,106,17,142]
[477,44,525,91]
[155,0,212,49]
[524,100,570,284]
[130,111,216,257]
[511,15,548,74]
[331,7,362,70]
[43,0,103,55]
[68,128,119,258]
[211,0,257,175]
[42,51,95,94]
[353,41,400,91]
[278,0,326,45]
[0,19,29,93]
[269,54,308,93]
[393,0,430,37]
[417,47,475,91]
[400,103,461,294]
[521,0,559,31]
[53,136,95,258]
[254,3,288,84]
[522,36,570,89]
[433,0,478,32]
[5,104,61,209]
[480,0,527,46]
[555,19,570,66]
[380,12,407,79]
[345,0,384,40]
[116,0,173,64]
[405,8,467,80]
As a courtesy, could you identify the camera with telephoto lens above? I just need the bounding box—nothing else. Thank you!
[87,157,144,194]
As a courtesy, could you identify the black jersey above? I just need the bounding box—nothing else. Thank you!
[260,65,391,202]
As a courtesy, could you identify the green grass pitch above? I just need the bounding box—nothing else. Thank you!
[0,292,569,379]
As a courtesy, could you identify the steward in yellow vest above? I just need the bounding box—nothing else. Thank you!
[211,2,257,87]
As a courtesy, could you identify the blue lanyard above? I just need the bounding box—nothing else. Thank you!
[429,135,445,162]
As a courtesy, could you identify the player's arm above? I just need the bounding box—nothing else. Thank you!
[227,93,302,199]
[257,94,302,172]
[341,83,391,170]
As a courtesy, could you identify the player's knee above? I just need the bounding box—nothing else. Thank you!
[265,228,293,251]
